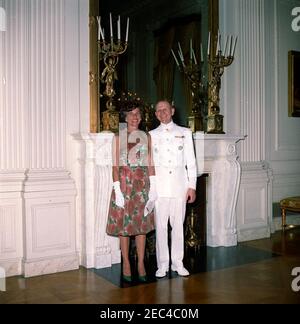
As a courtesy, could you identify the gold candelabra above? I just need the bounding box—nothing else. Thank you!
[97,15,129,133]
[207,32,237,133]
[183,62,207,132]
[171,41,207,132]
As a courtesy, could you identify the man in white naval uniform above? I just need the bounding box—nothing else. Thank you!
[149,100,197,277]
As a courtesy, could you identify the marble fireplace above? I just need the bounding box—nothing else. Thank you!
[73,132,245,269]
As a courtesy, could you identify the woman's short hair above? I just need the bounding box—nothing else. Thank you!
[117,92,143,122]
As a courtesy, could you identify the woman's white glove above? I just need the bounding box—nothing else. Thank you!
[144,176,158,216]
[113,181,125,208]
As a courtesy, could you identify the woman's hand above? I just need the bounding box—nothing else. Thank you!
[113,181,125,208]
[144,176,157,216]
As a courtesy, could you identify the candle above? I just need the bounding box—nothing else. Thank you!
[117,15,120,40]
[177,45,185,67]
[171,49,180,67]
[190,39,193,61]
[178,42,184,61]
[125,17,129,42]
[207,32,211,56]
[200,43,203,62]
[97,17,104,41]
[177,49,183,62]
[97,17,101,40]
[232,36,238,57]
[192,48,197,65]
[229,35,233,57]
[100,27,105,41]
[109,13,113,39]
[223,36,229,57]
[216,30,220,56]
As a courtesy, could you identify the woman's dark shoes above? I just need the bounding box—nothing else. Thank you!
[122,274,132,283]
[122,262,132,283]
[138,263,147,282]
[138,275,147,282]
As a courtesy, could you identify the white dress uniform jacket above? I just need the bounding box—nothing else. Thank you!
[149,121,197,198]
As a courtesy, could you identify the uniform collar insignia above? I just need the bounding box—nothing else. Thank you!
[160,121,174,131]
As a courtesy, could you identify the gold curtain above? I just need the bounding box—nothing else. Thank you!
[153,16,201,116]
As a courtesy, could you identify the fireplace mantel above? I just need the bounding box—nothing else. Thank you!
[194,133,245,247]
[73,132,245,268]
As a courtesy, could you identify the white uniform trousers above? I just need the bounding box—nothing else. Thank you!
[155,197,187,271]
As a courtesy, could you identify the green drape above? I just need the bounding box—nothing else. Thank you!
[153,17,202,116]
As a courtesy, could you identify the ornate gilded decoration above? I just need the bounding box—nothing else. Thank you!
[143,103,156,132]
[207,23,237,134]
[183,62,207,133]
[171,42,207,133]
[207,31,237,134]
[97,15,129,133]
[185,207,201,249]
[89,0,100,133]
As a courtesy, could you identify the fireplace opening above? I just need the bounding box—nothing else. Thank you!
[184,174,208,250]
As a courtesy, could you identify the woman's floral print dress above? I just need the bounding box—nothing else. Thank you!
[106,140,155,237]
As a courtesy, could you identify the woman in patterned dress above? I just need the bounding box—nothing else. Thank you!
[106,101,157,282]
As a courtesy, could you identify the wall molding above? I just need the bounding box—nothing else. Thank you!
[0,0,87,277]
[23,252,79,278]
[236,161,273,240]
[273,0,300,155]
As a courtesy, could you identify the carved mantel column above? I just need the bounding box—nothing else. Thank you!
[194,133,245,247]
[72,133,120,269]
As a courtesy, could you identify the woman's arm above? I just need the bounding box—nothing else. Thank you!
[112,135,120,182]
[147,133,155,176]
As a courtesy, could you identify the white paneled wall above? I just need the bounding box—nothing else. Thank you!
[28,0,66,170]
[221,0,266,161]
[220,0,300,239]
[220,0,273,241]
[0,0,88,277]
[269,0,300,202]
[239,0,265,163]
[0,0,27,171]
[0,194,23,275]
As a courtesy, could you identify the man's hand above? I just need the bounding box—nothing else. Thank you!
[144,200,155,216]
[186,188,196,203]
